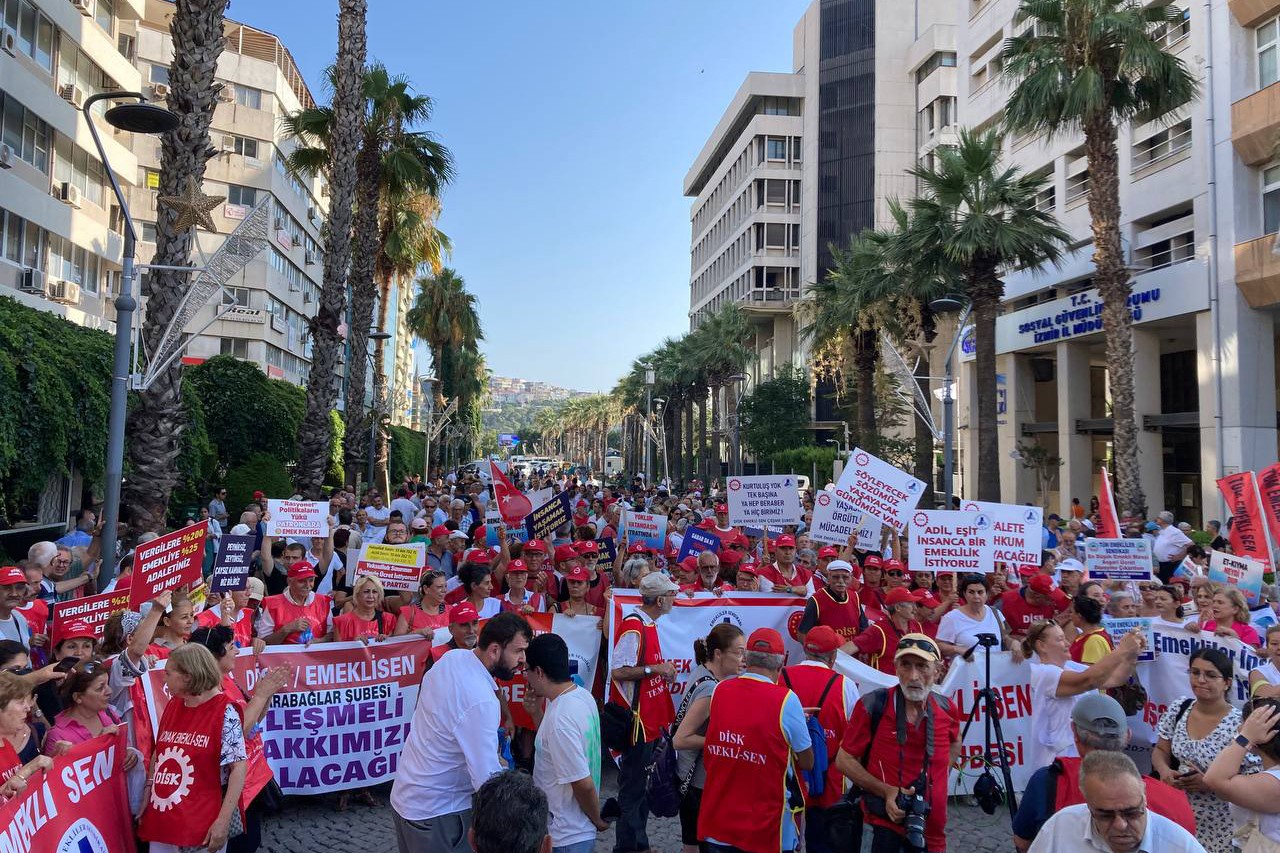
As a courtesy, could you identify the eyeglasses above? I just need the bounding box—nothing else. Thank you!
[1189,668,1224,681]
[1089,806,1146,825]
[2,665,30,675]
[886,570,904,578]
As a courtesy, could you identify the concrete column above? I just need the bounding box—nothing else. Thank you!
[1057,341,1093,516]
[998,353,1037,504]
[1132,329,1166,512]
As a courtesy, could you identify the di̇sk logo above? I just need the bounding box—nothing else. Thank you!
[913,512,929,528]
[974,514,991,530]
[56,819,111,853]
[816,493,831,507]
[1025,509,1039,523]
[709,609,744,630]
[151,746,195,811]
[787,610,804,641]
[728,479,741,491]
[855,452,870,467]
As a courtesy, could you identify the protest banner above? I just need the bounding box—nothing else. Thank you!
[496,614,553,729]
[1097,467,1122,539]
[52,589,131,640]
[725,475,804,527]
[595,536,617,563]
[209,533,256,593]
[1084,537,1153,582]
[809,490,881,551]
[907,510,995,573]
[960,501,1042,567]
[1102,616,1155,662]
[1218,472,1275,573]
[1257,463,1280,551]
[525,491,571,540]
[1209,550,1266,608]
[623,510,668,551]
[264,499,329,538]
[355,542,427,591]
[0,730,133,853]
[143,636,433,794]
[939,651,1037,793]
[833,447,926,532]
[1138,623,1264,740]
[676,526,720,562]
[129,521,206,609]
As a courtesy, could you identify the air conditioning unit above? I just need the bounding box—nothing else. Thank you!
[70,0,92,16]
[215,84,234,104]
[58,84,84,109]
[307,206,319,223]
[0,144,12,169]
[221,135,236,153]
[304,250,317,265]
[1,27,16,56]
[151,82,170,99]
[20,268,45,294]
[48,279,81,305]
[303,292,313,304]
[59,182,82,208]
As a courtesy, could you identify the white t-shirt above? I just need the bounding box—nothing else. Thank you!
[391,497,418,524]
[1153,525,1193,561]
[533,686,601,847]
[363,506,391,544]
[936,606,1002,650]
[1027,657,1088,771]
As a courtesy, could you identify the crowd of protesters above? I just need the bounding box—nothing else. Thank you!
[3,463,1280,853]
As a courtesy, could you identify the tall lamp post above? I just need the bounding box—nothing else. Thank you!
[929,294,973,511]
[641,362,655,485]
[85,93,178,588]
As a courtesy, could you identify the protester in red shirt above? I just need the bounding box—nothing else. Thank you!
[756,535,813,595]
[999,574,1069,641]
[798,560,864,647]
[706,504,745,549]
[681,552,732,596]
[431,601,480,662]
[331,575,396,642]
[394,570,450,637]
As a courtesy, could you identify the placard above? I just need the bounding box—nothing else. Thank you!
[961,500,1042,567]
[725,475,803,527]
[1102,616,1155,662]
[1209,550,1266,608]
[809,490,881,551]
[52,589,131,640]
[833,447,926,532]
[907,510,995,573]
[265,499,330,538]
[209,533,256,592]
[676,526,720,562]
[595,536,618,563]
[525,491,571,540]
[624,510,668,550]
[356,542,427,591]
[129,521,207,609]
[1084,537,1153,582]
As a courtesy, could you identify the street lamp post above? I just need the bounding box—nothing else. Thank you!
[641,363,655,485]
[929,294,973,511]
[84,93,178,589]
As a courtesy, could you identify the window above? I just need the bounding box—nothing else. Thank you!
[219,338,249,358]
[149,64,169,85]
[765,137,787,161]
[227,184,257,206]
[93,0,114,36]
[1066,169,1090,203]
[117,32,135,62]
[53,136,107,208]
[916,52,957,84]
[1034,185,1055,213]
[59,43,121,101]
[1132,118,1192,170]
[232,136,260,158]
[2,0,56,73]
[1137,232,1195,270]
[0,90,51,173]
[1264,165,1280,234]
[234,85,263,109]
[47,234,99,292]
[1151,7,1190,50]
[0,208,46,270]
[1260,17,1280,89]
[139,221,157,243]
[222,286,250,307]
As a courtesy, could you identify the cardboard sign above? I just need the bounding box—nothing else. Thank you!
[1209,550,1266,608]
[129,522,206,609]
[1084,537,1153,582]
[809,490,881,551]
[725,475,803,527]
[209,533,256,593]
[1103,616,1156,662]
[595,536,618,563]
[52,589,131,640]
[356,542,427,591]
[961,501,1043,567]
[265,499,330,538]
[525,491,571,540]
[624,510,668,550]
[676,527,720,562]
[833,447,926,532]
[907,510,995,573]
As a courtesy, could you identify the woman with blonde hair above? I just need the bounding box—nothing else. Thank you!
[332,575,396,642]
[0,671,54,802]
[1188,586,1261,646]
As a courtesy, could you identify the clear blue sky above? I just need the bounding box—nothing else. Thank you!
[238,1,811,392]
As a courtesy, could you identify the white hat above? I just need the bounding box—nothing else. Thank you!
[638,573,679,596]
[826,559,854,574]
[448,530,468,541]
[1058,558,1086,574]
[230,523,252,535]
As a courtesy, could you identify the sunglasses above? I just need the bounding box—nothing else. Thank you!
[886,570,904,578]
[896,637,937,656]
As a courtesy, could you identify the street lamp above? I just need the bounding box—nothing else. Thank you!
[727,372,749,476]
[641,362,655,485]
[929,293,973,511]
[652,397,669,485]
[87,92,178,589]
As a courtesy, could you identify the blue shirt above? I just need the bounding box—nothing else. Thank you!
[56,529,91,549]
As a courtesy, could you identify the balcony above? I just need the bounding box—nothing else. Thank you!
[1234,234,1280,308]
[1231,83,1280,166]
[1230,0,1280,27]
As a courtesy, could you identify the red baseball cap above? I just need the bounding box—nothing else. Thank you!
[564,565,591,583]
[54,618,96,647]
[679,556,699,574]
[715,504,729,514]
[574,540,599,556]
[817,546,840,560]
[774,535,796,548]
[736,563,759,576]
[719,549,743,566]
[462,548,492,565]
[253,490,265,500]
[884,587,917,606]
[862,554,883,569]
[523,540,547,554]
[803,625,843,655]
[553,544,578,564]
[626,542,651,555]
[883,558,905,572]
[0,566,26,586]
[430,525,450,539]
[913,588,941,608]
[746,627,785,655]
[506,559,529,574]
[449,602,479,624]
[1028,574,1070,608]
[1017,563,1040,578]
[287,561,317,579]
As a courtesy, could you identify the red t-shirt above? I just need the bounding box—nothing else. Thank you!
[15,600,49,635]
[756,562,813,591]
[841,690,960,851]
[999,587,1060,636]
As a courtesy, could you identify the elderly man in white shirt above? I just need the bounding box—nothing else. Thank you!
[1029,751,1205,853]
[1152,510,1193,584]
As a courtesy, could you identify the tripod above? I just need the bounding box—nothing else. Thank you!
[957,634,1019,826]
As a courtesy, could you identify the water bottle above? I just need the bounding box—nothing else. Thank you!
[299,626,313,645]
[497,728,513,768]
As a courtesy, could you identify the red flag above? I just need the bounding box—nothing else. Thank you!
[491,460,532,525]
[1217,472,1274,572]
[1256,463,1280,552]
[1097,468,1121,539]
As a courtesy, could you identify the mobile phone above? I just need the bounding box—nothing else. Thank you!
[53,656,81,673]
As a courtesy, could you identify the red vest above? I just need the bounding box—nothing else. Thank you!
[1069,628,1114,664]
[333,610,396,641]
[698,675,793,852]
[223,675,274,810]
[196,606,254,648]
[431,642,457,662]
[861,617,925,674]
[781,664,848,808]
[0,741,19,783]
[400,603,449,632]
[138,693,236,846]
[1051,756,1197,834]
[262,592,332,643]
[610,615,674,741]
[811,587,863,641]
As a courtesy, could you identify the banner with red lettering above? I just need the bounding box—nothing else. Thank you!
[142,636,432,794]
[939,651,1036,793]
[0,730,132,853]
[129,522,206,609]
[1255,463,1280,554]
[1217,472,1274,573]
[1098,467,1121,538]
[52,589,131,640]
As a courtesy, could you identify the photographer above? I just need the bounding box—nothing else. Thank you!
[834,634,961,853]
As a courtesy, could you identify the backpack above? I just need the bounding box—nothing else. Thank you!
[647,673,714,818]
[781,669,841,798]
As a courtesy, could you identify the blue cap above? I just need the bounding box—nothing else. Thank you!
[1145,521,1158,532]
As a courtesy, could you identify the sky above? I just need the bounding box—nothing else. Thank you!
[237,1,812,392]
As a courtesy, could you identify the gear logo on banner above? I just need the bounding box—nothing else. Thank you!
[855,452,870,467]
[816,493,831,507]
[56,820,112,853]
[728,479,741,491]
[787,610,804,641]
[913,512,929,528]
[151,746,195,811]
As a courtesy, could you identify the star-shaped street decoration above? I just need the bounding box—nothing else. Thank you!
[158,176,226,233]
[902,332,937,362]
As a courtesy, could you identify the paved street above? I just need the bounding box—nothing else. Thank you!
[260,766,1013,853]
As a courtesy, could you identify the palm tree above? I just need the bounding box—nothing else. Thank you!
[900,129,1069,501]
[1002,0,1196,517]
[294,0,367,498]
[689,305,753,481]
[122,0,229,535]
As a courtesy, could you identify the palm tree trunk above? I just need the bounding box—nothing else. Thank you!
[342,143,382,485]
[913,313,938,506]
[296,0,367,498]
[122,0,228,536]
[971,262,1003,502]
[697,392,709,484]
[1086,114,1146,519]
[709,383,722,482]
[372,274,393,493]
[854,328,878,445]
[683,399,694,487]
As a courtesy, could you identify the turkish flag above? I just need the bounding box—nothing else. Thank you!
[492,460,532,525]
[1097,467,1121,538]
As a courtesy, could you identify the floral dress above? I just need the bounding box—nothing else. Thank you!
[1156,699,1260,853]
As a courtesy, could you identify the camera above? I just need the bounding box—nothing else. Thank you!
[895,773,931,852]
[975,632,999,648]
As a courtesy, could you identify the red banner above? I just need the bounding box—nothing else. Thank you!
[52,589,131,640]
[493,613,553,730]
[130,522,206,609]
[1097,467,1121,539]
[1256,464,1280,555]
[1217,472,1274,573]
[0,729,133,853]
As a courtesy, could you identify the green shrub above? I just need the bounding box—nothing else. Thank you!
[224,453,294,514]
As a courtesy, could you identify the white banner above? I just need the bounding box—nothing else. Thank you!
[1084,538,1153,582]
[809,490,882,551]
[961,501,1043,568]
[726,475,804,527]
[833,447,926,533]
[908,510,995,573]
[1209,551,1266,608]
[265,499,329,538]
[939,650,1037,794]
